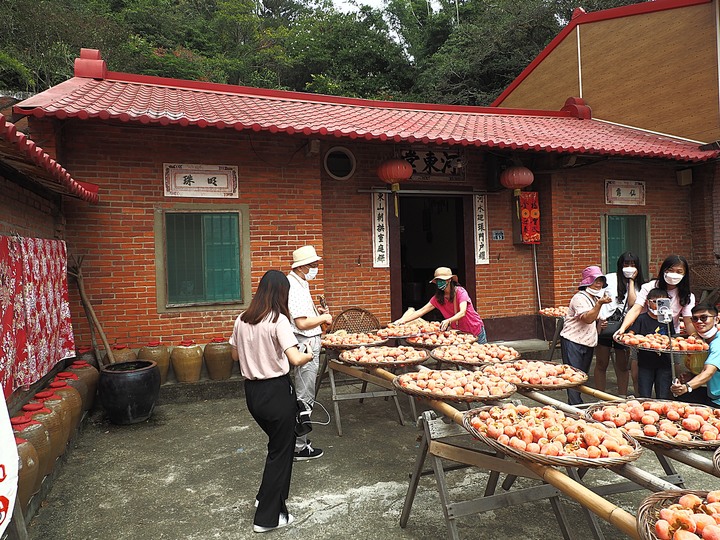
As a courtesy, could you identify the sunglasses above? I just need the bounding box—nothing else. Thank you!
[691,315,716,323]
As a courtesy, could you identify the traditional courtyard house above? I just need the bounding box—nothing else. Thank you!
[492,0,720,290]
[7,48,718,355]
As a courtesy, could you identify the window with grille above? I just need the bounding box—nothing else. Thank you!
[164,212,242,307]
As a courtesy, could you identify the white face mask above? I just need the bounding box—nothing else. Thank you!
[622,267,636,279]
[664,272,683,285]
[648,307,658,316]
[586,287,604,297]
[699,325,718,340]
[305,267,318,281]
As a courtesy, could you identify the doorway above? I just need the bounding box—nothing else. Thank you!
[604,215,649,275]
[397,195,467,321]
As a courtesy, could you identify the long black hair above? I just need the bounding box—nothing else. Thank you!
[615,251,646,303]
[656,254,692,306]
[241,270,292,324]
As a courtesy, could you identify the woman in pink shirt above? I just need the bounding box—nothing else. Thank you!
[396,267,486,343]
[230,270,312,533]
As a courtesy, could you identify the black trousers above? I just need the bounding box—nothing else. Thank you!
[245,375,297,527]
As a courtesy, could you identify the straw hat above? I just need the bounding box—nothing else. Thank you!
[429,267,458,283]
[291,245,321,268]
[578,266,606,289]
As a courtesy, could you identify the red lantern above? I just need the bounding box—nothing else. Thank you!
[500,165,534,196]
[377,159,413,216]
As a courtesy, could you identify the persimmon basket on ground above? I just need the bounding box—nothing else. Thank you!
[338,346,429,369]
[430,343,521,368]
[479,360,588,391]
[584,399,720,451]
[392,370,517,403]
[636,490,710,540]
[462,406,643,469]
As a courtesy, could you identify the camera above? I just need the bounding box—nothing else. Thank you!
[656,298,673,324]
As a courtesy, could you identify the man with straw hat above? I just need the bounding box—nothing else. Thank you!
[288,245,332,461]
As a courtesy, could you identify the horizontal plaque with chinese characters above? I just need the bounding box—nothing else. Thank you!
[164,164,239,198]
[605,180,645,206]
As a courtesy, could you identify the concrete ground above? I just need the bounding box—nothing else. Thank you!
[25,349,720,540]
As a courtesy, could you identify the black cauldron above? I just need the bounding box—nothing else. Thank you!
[98,360,160,424]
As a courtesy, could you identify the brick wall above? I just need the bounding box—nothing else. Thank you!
[0,174,64,239]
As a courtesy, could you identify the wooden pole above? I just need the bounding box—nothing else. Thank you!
[368,367,640,539]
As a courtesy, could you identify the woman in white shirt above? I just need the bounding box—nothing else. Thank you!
[230,270,312,533]
[595,252,645,396]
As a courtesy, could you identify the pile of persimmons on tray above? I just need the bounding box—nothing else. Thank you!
[616,332,709,351]
[652,491,720,540]
[395,369,515,399]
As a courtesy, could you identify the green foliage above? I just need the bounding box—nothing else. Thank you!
[0,0,650,104]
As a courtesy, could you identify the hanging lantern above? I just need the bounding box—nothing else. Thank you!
[500,165,534,196]
[377,158,413,217]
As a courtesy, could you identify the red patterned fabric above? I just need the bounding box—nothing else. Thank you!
[519,191,540,244]
[0,236,74,397]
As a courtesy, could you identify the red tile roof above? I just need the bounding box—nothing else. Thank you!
[0,114,98,203]
[14,49,718,163]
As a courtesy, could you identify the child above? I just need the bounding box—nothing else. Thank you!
[630,288,673,399]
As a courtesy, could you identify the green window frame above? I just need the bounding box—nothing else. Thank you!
[154,205,250,311]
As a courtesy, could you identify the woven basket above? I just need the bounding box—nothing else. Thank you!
[636,490,710,540]
[328,307,381,334]
[338,346,429,368]
[463,406,642,469]
[392,372,516,403]
[479,361,588,390]
[584,398,720,450]
[714,446,720,473]
[430,343,521,368]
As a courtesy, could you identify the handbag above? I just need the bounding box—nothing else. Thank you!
[599,297,627,339]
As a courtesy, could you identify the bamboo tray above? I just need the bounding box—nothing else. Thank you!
[463,405,642,469]
[404,331,478,350]
[585,399,720,450]
[321,331,388,350]
[338,346,429,368]
[636,490,713,540]
[430,343,521,368]
[393,370,516,403]
[714,446,720,472]
[479,360,588,390]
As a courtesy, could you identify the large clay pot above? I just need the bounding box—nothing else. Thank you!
[170,340,203,383]
[54,372,89,414]
[98,360,161,424]
[68,361,100,410]
[103,344,137,365]
[204,337,233,381]
[31,391,70,453]
[11,415,51,479]
[21,403,63,469]
[15,437,40,514]
[47,381,83,435]
[138,341,171,385]
[76,345,98,368]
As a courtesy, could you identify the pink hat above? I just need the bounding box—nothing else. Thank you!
[578,266,606,289]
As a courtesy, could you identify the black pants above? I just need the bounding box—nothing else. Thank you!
[245,375,297,527]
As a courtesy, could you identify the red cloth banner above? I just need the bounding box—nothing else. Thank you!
[0,236,75,397]
[519,191,540,244]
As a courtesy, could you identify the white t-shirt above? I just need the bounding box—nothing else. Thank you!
[229,313,298,380]
[599,272,640,319]
[634,280,695,333]
[288,271,321,338]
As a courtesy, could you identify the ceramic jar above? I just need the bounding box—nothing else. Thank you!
[138,341,171,385]
[204,337,233,380]
[31,391,70,452]
[98,360,161,424]
[21,403,63,467]
[103,344,137,364]
[11,415,51,478]
[170,340,203,383]
[67,361,100,410]
[15,437,40,514]
[47,381,83,434]
[76,345,98,368]
[54,372,89,414]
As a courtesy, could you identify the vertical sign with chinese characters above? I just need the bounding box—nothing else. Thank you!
[605,180,645,205]
[372,193,389,267]
[474,195,489,265]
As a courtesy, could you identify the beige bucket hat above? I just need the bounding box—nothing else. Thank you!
[291,245,322,268]
[429,267,458,283]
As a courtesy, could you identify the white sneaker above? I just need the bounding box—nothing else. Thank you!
[253,513,294,533]
[254,499,259,508]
